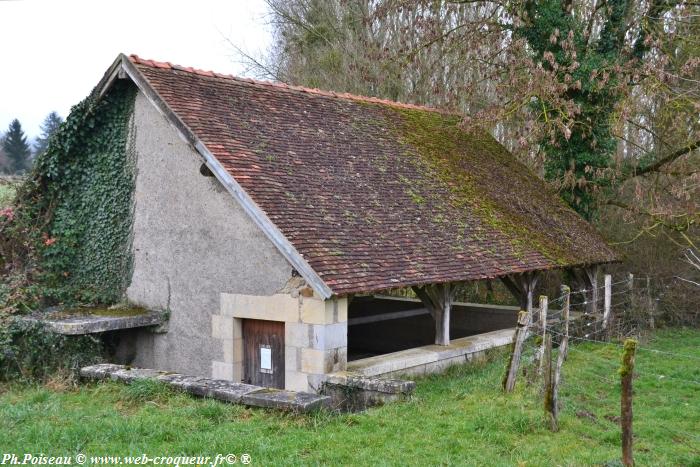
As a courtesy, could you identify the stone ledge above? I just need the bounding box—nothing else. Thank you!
[21,308,167,335]
[80,364,329,412]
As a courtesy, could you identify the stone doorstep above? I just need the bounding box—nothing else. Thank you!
[324,372,416,395]
[80,364,329,413]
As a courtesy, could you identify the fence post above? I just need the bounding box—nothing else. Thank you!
[603,274,612,332]
[561,285,570,360]
[535,295,548,377]
[503,309,531,392]
[543,333,557,431]
[620,339,637,467]
[646,276,655,329]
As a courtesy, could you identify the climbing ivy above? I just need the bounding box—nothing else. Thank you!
[1,81,137,309]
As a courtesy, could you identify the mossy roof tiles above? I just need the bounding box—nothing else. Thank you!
[127,55,618,295]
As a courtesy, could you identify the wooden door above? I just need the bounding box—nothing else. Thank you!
[242,319,285,389]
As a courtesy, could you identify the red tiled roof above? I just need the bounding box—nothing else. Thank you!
[126,54,618,295]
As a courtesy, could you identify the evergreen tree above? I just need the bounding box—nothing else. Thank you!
[34,111,63,156]
[2,119,31,174]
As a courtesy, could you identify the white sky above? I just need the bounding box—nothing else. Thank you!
[0,0,272,140]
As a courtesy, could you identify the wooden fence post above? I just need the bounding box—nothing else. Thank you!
[561,285,570,360]
[646,276,655,329]
[620,339,638,467]
[547,288,570,432]
[543,333,557,431]
[603,274,612,331]
[503,309,531,392]
[535,295,548,377]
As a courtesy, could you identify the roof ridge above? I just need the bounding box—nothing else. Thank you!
[127,54,454,115]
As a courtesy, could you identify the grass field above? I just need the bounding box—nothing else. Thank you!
[0,328,698,466]
[0,179,18,207]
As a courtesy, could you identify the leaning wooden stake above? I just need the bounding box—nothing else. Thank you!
[543,333,557,431]
[503,309,531,392]
[620,339,638,467]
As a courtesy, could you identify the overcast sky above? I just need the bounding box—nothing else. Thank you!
[0,0,272,141]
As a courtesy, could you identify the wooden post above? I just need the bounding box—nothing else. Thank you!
[585,266,599,315]
[412,283,456,346]
[544,287,569,432]
[620,339,637,467]
[628,273,635,323]
[535,295,548,377]
[503,309,531,392]
[603,274,612,330]
[560,285,570,361]
[543,333,557,431]
[646,276,655,329]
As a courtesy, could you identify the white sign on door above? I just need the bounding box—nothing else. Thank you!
[260,345,272,373]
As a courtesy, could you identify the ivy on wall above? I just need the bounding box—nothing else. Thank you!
[1,81,138,309]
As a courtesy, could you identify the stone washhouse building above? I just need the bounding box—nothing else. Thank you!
[70,54,618,395]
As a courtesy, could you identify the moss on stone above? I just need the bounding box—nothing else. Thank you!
[50,306,150,319]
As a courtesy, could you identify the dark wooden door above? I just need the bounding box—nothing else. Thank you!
[242,319,285,389]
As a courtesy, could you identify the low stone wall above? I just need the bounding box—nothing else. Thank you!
[347,329,514,379]
[321,373,415,411]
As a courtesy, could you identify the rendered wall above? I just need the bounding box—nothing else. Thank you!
[123,91,293,377]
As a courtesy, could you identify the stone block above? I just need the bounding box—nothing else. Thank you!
[284,370,310,393]
[222,338,234,363]
[232,338,244,363]
[80,363,125,380]
[212,361,234,381]
[241,389,330,412]
[301,347,346,374]
[285,322,310,348]
[309,322,347,350]
[300,296,328,324]
[285,346,299,372]
[221,293,298,322]
[111,367,165,383]
[212,315,234,340]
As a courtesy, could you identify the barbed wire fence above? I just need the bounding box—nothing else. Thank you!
[502,274,700,466]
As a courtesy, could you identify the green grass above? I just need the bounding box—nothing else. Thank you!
[0,182,17,207]
[0,329,698,466]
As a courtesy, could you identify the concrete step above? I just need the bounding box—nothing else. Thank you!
[80,364,329,413]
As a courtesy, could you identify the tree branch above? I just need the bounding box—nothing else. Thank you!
[631,139,700,178]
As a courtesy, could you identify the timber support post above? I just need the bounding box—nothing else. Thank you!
[620,339,637,467]
[412,283,458,346]
[501,272,540,317]
[585,265,600,315]
[503,309,531,392]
